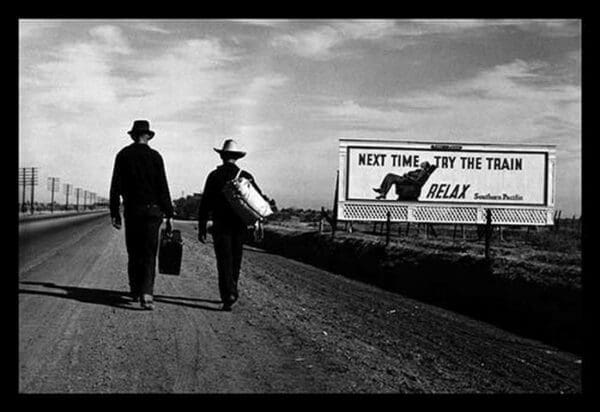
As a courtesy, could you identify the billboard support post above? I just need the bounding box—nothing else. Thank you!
[484,209,492,260]
[331,171,339,239]
[385,211,391,246]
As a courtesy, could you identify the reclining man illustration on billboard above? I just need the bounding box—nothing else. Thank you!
[373,161,438,201]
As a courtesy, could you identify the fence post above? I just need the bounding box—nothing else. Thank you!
[429,224,437,238]
[484,209,492,260]
[385,211,391,246]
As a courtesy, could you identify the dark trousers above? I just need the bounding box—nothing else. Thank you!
[124,214,162,296]
[378,173,410,195]
[212,228,245,304]
[377,173,421,200]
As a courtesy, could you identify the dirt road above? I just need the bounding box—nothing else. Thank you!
[18,219,582,393]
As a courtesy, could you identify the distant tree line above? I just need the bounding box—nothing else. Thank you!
[173,194,203,220]
[18,201,103,213]
[269,207,321,223]
[173,193,279,221]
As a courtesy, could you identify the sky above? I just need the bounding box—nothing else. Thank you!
[19,19,581,215]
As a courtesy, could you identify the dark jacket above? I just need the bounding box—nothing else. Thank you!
[198,163,264,232]
[109,143,174,220]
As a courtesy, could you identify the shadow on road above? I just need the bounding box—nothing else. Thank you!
[242,246,272,254]
[153,294,222,304]
[19,281,223,312]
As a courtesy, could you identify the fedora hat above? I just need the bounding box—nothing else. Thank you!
[214,139,246,158]
[127,120,155,139]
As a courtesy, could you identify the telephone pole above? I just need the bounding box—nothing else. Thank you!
[18,167,39,214]
[47,177,60,213]
[75,188,82,211]
[64,183,72,210]
[30,168,37,214]
[19,168,27,212]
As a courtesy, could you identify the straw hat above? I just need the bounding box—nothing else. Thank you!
[214,139,246,158]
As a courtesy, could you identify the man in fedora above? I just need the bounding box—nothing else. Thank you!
[109,120,174,310]
[197,139,267,311]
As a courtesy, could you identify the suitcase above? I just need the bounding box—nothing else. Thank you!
[158,229,182,275]
[222,169,273,225]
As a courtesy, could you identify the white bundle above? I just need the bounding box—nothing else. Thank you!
[222,170,273,225]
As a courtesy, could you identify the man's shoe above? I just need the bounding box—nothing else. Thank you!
[372,187,383,194]
[222,302,233,312]
[141,294,154,310]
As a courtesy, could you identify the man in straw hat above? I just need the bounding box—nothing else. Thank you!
[110,120,174,310]
[197,139,267,311]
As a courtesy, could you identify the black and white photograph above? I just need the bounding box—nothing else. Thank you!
[17,18,583,394]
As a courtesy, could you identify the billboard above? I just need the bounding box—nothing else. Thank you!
[338,139,556,225]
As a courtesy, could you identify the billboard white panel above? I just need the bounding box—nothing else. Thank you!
[346,146,548,206]
[338,139,556,225]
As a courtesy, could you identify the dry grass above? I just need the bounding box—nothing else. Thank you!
[249,223,582,354]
